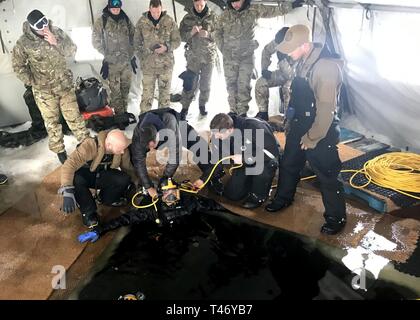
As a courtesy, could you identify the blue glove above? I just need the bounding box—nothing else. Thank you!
[131,56,138,74]
[59,186,77,214]
[78,231,99,243]
[100,60,109,80]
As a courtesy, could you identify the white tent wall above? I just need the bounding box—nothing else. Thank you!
[325,3,420,151]
[0,0,189,128]
[0,0,316,128]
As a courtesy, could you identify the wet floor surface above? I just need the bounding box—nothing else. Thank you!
[76,210,418,300]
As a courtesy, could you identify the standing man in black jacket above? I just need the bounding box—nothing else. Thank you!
[131,108,224,199]
[209,113,281,208]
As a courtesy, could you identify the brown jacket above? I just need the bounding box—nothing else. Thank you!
[297,43,344,149]
[61,131,137,186]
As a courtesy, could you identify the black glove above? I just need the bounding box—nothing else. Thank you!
[100,61,109,80]
[131,56,138,74]
[292,0,305,9]
[59,186,77,214]
[261,70,272,80]
[178,69,197,91]
[150,43,162,51]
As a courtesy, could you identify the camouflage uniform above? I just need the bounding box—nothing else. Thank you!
[12,21,89,154]
[92,9,135,115]
[134,12,181,113]
[255,39,295,113]
[179,6,218,111]
[215,1,292,115]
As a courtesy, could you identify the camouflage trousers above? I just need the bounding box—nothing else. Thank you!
[180,56,214,111]
[140,68,173,114]
[33,88,89,153]
[255,70,291,113]
[223,54,254,115]
[109,63,132,115]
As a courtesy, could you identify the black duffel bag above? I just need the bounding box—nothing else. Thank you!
[76,77,108,112]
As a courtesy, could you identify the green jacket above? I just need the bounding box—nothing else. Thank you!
[12,21,76,92]
[215,2,292,59]
[134,11,181,72]
[179,6,218,63]
[92,9,135,65]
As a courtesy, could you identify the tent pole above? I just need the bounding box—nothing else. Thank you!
[327,2,420,14]
[172,0,178,23]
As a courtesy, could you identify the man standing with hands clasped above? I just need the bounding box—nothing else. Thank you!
[265,25,347,235]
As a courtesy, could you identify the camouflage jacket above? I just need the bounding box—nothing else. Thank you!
[134,11,181,71]
[179,6,217,63]
[215,2,292,59]
[261,39,295,83]
[12,21,77,92]
[92,8,135,65]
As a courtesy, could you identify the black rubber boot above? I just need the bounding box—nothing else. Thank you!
[57,151,68,164]
[0,174,8,185]
[111,197,128,207]
[265,199,293,213]
[242,193,265,209]
[170,93,182,103]
[208,177,224,196]
[81,212,99,229]
[180,108,188,121]
[255,111,269,121]
[199,105,208,116]
[321,216,346,235]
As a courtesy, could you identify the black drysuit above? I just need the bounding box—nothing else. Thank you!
[213,114,281,201]
[94,194,226,236]
[131,108,213,189]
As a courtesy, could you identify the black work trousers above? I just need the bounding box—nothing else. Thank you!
[224,160,278,201]
[74,167,131,215]
[273,119,346,220]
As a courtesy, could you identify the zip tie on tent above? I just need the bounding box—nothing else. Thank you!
[300,152,420,201]
[362,4,372,20]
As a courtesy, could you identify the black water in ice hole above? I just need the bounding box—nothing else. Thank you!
[77,210,417,300]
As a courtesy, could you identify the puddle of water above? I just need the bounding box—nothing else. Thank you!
[75,210,418,300]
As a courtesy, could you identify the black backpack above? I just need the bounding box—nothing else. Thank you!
[76,77,108,112]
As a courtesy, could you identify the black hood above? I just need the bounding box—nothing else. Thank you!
[227,0,251,12]
[229,113,247,130]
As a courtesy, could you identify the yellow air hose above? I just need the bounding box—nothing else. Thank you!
[179,155,241,194]
[131,155,242,206]
[301,152,420,200]
[132,152,420,208]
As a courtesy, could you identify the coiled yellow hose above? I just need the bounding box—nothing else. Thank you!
[131,155,242,207]
[349,152,420,200]
[302,152,420,200]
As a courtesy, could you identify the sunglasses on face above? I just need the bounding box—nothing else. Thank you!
[30,16,49,31]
